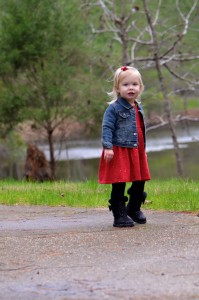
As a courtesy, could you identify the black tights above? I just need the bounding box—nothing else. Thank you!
[111,181,145,199]
[111,182,126,200]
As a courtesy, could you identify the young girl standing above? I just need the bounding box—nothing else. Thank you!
[98,66,151,228]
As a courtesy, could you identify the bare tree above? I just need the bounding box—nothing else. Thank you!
[83,0,199,178]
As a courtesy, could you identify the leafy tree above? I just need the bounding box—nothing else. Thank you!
[0,0,89,178]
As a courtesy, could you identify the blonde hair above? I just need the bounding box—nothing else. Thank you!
[108,66,144,104]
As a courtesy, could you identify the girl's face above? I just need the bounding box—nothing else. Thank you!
[116,71,141,104]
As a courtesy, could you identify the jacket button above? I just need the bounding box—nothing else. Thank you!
[134,143,137,146]
[134,133,137,135]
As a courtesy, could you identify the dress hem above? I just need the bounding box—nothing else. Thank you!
[99,178,151,184]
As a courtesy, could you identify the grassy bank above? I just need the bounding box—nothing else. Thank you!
[0,179,198,213]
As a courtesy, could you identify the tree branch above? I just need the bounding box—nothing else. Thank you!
[127,54,199,66]
[146,115,199,132]
[160,0,198,58]
[164,63,199,86]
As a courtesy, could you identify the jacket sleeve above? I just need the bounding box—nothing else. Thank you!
[101,105,116,149]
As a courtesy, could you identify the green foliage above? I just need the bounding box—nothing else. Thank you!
[0,0,68,72]
[0,0,97,178]
[170,96,199,113]
[0,0,92,136]
[0,0,198,140]
[0,84,27,137]
[0,131,26,161]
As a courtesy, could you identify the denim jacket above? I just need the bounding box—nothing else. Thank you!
[102,97,146,149]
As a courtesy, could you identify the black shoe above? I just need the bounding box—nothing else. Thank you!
[126,191,147,224]
[109,197,134,227]
[127,209,146,224]
[113,214,134,227]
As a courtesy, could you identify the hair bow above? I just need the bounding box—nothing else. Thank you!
[121,66,128,71]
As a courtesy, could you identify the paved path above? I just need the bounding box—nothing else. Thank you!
[0,205,199,300]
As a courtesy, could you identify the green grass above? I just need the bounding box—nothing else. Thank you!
[146,179,199,212]
[0,179,198,213]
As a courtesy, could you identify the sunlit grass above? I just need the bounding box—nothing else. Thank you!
[0,179,198,213]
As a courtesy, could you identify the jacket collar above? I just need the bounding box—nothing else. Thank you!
[118,97,141,110]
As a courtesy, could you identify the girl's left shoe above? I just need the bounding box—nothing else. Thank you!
[126,191,147,224]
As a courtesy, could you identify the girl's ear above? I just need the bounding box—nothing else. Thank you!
[116,86,120,93]
[114,84,119,94]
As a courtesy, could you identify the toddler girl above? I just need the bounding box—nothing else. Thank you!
[98,66,151,227]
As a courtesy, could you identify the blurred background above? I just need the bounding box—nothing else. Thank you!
[0,0,198,181]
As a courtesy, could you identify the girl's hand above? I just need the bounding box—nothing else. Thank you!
[104,149,114,162]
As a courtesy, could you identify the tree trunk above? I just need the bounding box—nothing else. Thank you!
[121,36,129,66]
[143,0,184,178]
[47,127,56,179]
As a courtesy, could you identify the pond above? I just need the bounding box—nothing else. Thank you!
[1,125,198,181]
[42,125,199,181]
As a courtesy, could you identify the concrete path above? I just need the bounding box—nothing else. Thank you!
[0,205,199,300]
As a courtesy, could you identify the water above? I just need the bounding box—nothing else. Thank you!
[41,126,199,160]
[1,125,198,181]
[43,125,199,181]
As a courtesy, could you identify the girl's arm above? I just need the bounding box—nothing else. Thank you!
[102,105,116,149]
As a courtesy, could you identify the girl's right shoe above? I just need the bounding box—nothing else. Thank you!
[109,197,134,227]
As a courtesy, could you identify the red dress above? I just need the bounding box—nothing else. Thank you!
[98,106,151,184]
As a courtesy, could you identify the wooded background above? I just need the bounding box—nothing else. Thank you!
[0,0,198,179]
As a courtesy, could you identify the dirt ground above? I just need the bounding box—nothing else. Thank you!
[0,205,199,300]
